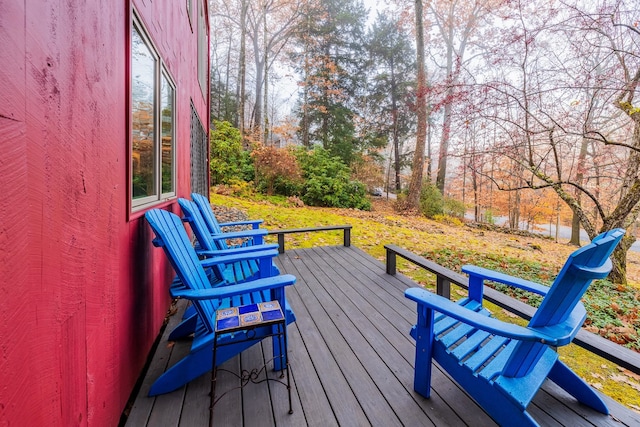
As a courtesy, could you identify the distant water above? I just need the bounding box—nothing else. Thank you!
[465,213,640,253]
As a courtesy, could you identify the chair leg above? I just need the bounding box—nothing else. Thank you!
[168,313,197,340]
[548,360,609,414]
[413,306,435,398]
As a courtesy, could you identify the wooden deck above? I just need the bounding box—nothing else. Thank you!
[124,245,640,426]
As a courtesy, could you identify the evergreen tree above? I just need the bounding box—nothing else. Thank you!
[366,13,416,191]
[293,0,368,164]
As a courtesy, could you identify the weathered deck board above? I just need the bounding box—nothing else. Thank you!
[124,245,640,427]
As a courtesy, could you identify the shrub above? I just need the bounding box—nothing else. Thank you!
[209,121,252,184]
[295,147,371,210]
[443,197,466,218]
[252,145,302,196]
[484,209,496,225]
[419,182,444,218]
[433,214,464,227]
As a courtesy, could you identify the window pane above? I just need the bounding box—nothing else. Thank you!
[161,74,174,194]
[197,1,207,95]
[131,26,157,199]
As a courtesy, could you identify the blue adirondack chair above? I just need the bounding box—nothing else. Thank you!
[192,192,267,250]
[179,197,280,279]
[145,209,296,396]
[168,198,281,340]
[405,228,625,427]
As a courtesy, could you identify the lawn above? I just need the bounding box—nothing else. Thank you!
[209,191,640,411]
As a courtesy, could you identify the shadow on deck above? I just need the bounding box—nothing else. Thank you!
[124,245,640,426]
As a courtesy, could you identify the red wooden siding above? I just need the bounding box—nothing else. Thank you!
[0,1,208,425]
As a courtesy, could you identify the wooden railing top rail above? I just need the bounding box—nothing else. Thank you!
[267,225,352,254]
[384,243,640,376]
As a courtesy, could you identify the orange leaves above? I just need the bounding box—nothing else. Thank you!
[252,144,302,194]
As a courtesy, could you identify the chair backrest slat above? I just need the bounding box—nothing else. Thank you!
[191,193,227,250]
[179,198,218,253]
[529,229,623,327]
[145,209,217,332]
[503,228,624,377]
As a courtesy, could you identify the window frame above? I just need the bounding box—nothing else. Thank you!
[186,0,193,31]
[130,12,177,213]
[197,0,208,97]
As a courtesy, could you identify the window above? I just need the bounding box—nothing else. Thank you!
[131,15,176,210]
[197,0,208,96]
[186,0,193,30]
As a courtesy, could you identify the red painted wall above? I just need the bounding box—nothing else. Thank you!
[0,1,208,425]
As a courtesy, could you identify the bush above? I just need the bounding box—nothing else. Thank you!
[432,214,464,227]
[484,209,496,225]
[295,147,371,210]
[252,145,302,196]
[419,182,444,218]
[210,121,252,184]
[443,197,466,218]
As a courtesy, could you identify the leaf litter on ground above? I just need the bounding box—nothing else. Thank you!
[209,192,640,410]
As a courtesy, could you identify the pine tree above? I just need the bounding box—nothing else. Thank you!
[292,0,368,164]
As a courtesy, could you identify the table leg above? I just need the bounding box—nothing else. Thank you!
[210,335,218,427]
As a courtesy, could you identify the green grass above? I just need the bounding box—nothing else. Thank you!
[209,191,640,411]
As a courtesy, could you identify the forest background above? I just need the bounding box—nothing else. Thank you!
[209,0,640,284]
[206,0,640,407]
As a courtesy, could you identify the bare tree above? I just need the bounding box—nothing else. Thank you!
[238,0,248,136]
[428,1,490,194]
[245,0,303,137]
[472,0,640,283]
[405,0,428,211]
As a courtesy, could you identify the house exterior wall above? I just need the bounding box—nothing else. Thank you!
[0,1,208,425]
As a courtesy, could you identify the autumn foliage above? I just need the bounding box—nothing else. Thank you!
[252,145,302,195]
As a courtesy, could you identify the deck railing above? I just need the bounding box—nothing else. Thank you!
[385,243,640,376]
[267,225,352,254]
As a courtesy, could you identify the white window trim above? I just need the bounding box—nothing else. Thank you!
[131,11,178,212]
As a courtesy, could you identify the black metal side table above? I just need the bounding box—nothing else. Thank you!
[210,301,292,426]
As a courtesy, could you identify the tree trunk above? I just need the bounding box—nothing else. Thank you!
[570,213,581,245]
[570,132,590,245]
[391,61,401,191]
[436,100,452,194]
[406,0,427,211]
[609,236,633,284]
[263,4,269,145]
[237,0,248,138]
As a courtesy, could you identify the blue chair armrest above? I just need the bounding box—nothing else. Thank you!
[462,264,550,296]
[196,243,280,257]
[529,302,587,346]
[219,219,264,229]
[569,259,612,279]
[405,287,560,345]
[199,249,278,268]
[210,229,268,240]
[173,274,296,300]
